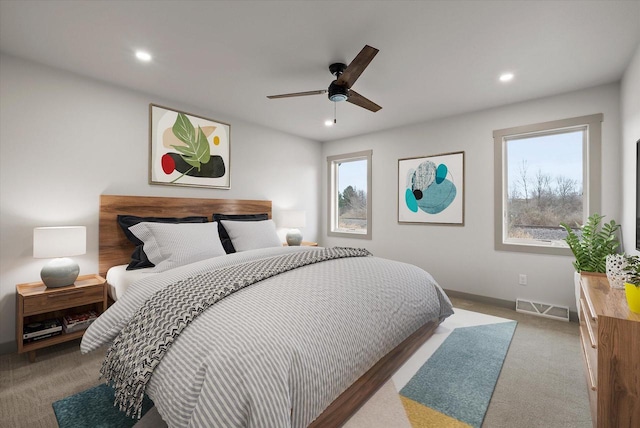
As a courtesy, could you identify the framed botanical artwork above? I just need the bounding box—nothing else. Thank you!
[398,151,464,225]
[149,104,230,189]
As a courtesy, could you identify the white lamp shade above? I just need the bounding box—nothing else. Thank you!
[279,210,306,228]
[33,226,86,258]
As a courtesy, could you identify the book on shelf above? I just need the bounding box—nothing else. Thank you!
[62,310,98,333]
[23,318,62,340]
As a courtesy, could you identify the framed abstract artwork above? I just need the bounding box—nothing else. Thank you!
[149,104,230,189]
[398,151,464,225]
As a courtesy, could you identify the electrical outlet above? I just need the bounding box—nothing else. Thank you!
[519,274,527,286]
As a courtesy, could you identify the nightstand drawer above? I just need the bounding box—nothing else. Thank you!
[22,285,104,316]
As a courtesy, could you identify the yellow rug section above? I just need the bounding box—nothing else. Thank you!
[400,396,472,428]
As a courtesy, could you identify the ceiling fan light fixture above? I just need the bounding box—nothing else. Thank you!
[328,81,348,102]
[329,93,348,102]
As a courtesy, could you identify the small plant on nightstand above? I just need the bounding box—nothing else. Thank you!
[622,255,640,314]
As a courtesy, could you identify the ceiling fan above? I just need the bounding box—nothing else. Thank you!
[267,45,382,113]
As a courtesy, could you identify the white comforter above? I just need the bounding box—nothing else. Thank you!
[82,246,453,427]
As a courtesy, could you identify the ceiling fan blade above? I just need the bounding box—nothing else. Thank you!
[267,90,327,99]
[347,90,382,112]
[336,45,379,88]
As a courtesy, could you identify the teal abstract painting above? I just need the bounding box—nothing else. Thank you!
[398,151,464,224]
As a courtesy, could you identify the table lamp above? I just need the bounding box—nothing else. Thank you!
[280,211,306,246]
[33,226,86,288]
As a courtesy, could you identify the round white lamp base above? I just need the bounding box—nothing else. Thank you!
[286,229,303,246]
[40,257,80,288]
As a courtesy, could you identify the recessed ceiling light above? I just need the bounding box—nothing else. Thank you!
[324,120,334,127]
[135,50,152,62]
[499,72,514,82]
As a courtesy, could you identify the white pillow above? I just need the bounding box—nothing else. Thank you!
[219,219,282,252]
[128,221,226,272]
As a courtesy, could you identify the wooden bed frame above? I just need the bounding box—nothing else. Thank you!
[98,194,441,427]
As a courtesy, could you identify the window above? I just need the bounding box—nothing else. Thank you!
[493,114,602,255]
[327,150,372,239]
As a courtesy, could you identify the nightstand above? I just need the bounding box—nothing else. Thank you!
[16,274,107,362]
[283,241,318,247]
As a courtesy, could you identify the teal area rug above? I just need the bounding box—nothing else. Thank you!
[52,383,154,428]
[400,321,517,427]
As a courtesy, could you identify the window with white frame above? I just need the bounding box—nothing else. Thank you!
[493,114,602,255]
[327,150,372,239]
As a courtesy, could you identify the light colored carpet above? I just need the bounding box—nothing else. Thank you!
[0,341,104,428]
[0,297,592,427]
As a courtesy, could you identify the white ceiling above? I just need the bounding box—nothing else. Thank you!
[1,1,639,142]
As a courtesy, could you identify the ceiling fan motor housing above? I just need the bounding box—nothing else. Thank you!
[328,80,348,102]
[328,62,349,102]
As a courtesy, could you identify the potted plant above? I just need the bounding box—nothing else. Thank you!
[623,255,640,314]
[561,213,621,312]
[561,213,621,273]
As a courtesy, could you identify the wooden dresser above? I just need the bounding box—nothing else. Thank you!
[579,273,640,427]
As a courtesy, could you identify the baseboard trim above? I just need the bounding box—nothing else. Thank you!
[0,340,17,355]
[444,289,578,322]
[444,289,515,309]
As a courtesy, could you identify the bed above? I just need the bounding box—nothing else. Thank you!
[82,194,453,427]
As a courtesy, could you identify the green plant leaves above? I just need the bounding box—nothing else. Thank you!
[561,213,620,273]
[171,113,211,171]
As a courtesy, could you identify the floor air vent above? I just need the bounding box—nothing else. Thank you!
[516,298,569,322]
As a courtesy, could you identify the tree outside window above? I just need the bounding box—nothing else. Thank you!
[327,151,372,239]
[493,114,602,255]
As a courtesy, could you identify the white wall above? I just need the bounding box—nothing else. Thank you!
[621,44,640,257]
[0,50,631,352]
[0,54,322,351]
[322,83,622,311]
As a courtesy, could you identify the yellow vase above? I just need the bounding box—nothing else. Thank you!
[624,283,640,314]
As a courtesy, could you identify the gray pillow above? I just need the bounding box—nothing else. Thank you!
[213,213,269,254]
[128,222,226,272]
[219,219,282,252]
[117,215,209,270]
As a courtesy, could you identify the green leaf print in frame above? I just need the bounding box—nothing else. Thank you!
[149,104,230,189]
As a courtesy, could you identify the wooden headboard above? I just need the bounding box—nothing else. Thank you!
[99,194,272,276]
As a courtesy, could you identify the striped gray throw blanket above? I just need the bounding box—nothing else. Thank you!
[101,247,372,419]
